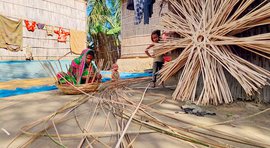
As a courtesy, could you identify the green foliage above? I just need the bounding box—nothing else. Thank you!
[87,0,121,36]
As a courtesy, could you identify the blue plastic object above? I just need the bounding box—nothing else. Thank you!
[0,85,57,98]
[0,71,151,98]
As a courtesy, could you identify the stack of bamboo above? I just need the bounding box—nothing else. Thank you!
[152,0,270,105]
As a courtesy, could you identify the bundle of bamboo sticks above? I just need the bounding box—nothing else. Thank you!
[151,0,270,105]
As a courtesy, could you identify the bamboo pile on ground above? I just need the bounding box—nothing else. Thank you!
[7,77,270,147]
[151,0,270,105]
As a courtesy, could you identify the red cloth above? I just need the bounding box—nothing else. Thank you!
[54,27,70,42]
[24,20,36,32]
[163,55,172,62]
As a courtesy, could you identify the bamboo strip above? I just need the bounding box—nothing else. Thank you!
[114,83,150,148]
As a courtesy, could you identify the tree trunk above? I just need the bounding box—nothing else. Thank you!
[92,32,121,70]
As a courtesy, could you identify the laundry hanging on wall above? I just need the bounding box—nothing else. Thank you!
[45,25,54,36]
[37,23,45,29]
[0,15,23,52]
[54,27,70,43]
[24,20,36,32]
[144,0,155,24]
[133,0,156,25]
[70,29,86,54]
[0,14,74,53]
[127,0,134,10]
[134,0,144,25]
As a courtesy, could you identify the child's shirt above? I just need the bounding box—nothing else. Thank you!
[153,48,163,62]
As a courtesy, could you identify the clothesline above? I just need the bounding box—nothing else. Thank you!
[0,13,86,55]
[2,13,71,31]
[0,0,85,21]
[1,14,72,43]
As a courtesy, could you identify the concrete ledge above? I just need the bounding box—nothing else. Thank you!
[117,57,153,72]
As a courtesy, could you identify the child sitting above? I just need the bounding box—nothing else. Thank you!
[111,63,120,82]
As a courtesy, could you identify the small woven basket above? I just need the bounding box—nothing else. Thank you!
[56,83,99,95]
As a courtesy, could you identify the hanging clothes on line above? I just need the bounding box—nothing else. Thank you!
[24,20,36,32]
[127,0,134,10]
[70,29,86,54]
[54,27,70,43]
[45,25,54,36]
[134,0,144,25]
[37,23,45,29]
[0,15,23,52]
[144,0,155,24]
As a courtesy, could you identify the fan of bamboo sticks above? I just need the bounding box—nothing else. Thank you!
[152,0,270,105]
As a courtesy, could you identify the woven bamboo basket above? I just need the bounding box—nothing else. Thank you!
[56,82,100,95]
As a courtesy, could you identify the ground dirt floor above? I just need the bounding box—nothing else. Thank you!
[0,80,270,148]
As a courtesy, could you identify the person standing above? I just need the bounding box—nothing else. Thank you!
[145,30,164,87]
